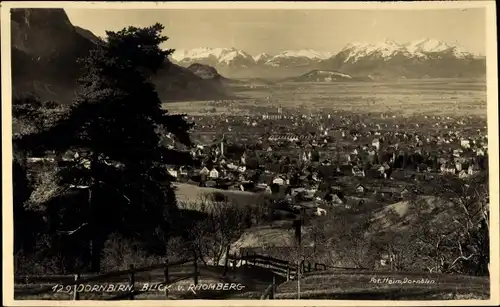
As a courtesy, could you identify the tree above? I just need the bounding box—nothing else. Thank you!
[15,23,194,272]
[182,196,247,272]
[370,173,489,276]
[426,173,490,275]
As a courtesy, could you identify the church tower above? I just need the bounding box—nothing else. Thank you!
[220,133,226,157]
[241,151,246,165]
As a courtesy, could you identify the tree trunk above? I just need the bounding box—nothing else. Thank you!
[223,245,231,276]
[89,153,102,273]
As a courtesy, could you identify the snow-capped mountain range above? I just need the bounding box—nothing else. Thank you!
[338,38,477,63]
[170,38,485,79]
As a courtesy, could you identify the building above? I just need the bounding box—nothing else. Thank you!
[209,168,219,179]
[355,184,365,193]
[372,138,381,151]
[200,167,210,176]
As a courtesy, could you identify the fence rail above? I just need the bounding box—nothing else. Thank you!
[15,258,195,299]
[15,252,366,300]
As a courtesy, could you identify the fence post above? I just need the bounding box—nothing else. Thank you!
[245,251,249,267]
[193,259,199,286]
[253,253,257,267]
[128,264,135,300]
[164,259,169,298]
[73,273,80,300]
[286,263,290,281]
[270,275,276,299]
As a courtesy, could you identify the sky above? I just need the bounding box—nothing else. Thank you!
[65,8,486,56]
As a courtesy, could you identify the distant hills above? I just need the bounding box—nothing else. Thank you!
[171,39,486,80]
[11,8,229,104]
[283,70,370,83]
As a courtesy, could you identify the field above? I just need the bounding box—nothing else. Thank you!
[164,79,487,117]
[173,183,263,208]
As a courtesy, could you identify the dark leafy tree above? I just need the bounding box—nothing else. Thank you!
[15,23,194,272]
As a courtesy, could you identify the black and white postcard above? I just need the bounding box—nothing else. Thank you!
[2,1,498,306]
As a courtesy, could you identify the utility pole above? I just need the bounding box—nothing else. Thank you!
[293,216,303,299]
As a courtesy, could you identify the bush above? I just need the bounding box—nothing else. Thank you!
[100,233,163,272]
[14,235,87,275]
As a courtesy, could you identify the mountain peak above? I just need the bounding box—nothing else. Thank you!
[171,47,254,66]
[274,49,333,60]
[253,52,272,63]
[405,38,452,54]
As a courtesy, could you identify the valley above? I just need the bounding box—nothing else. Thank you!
[166,78,487,117]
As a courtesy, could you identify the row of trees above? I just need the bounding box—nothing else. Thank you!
[12,24,209,274]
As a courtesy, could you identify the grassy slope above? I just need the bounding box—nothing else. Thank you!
[174,182,263,207]
[14,265,283,300]
[14,260,490,300]
[275,270,490,300]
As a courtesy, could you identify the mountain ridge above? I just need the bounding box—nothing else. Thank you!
[170,40,485,79]
[11,8,230,104]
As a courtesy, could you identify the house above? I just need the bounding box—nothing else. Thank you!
[179,166,189,177]
[226,162,238,170]
[255,183,268,191]
[400,187,410,198]
[311,172,320,182]
[440,163,456,175]
[468,165,480,176]
[355,184,366,193]
[315,207,327,216]
[352,167,365,178]
[453,149,463,158]
[331,193,344,205]
[272,175,286,186]
[346,154,351,162]
[199,167,210,176]
[209,168,219,179]
[314,190,330,202]
[167,168,178,179]
[377,187,397,199]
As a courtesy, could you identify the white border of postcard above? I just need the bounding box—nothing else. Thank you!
[2,1,499,306]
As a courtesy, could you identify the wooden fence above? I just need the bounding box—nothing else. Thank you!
[15,252,366,300]
[228,252,366,299]
[15,258,195,300]
[229,252,366,282]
